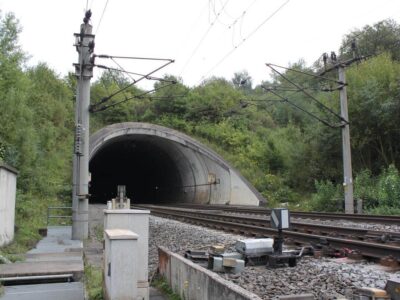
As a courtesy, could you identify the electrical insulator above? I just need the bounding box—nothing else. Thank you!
[75,124,83,155]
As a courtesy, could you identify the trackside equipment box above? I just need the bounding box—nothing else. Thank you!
[235,238,274,256]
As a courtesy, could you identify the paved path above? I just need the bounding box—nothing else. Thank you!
[1,282,84,300]
[1,206,167,300]
[0,226,84,300]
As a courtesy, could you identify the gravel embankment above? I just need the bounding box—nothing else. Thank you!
[149,215,399,300]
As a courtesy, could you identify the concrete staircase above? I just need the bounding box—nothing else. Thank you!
[0,226,85,300]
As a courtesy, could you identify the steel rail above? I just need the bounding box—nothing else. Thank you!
[138,205,400,261]
[139,205,400,243]
[167,203,400,225]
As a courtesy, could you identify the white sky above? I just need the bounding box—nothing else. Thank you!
[0,0,399,89]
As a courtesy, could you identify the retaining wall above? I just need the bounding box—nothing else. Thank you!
[0,163,18,247]
[158,246,262,300]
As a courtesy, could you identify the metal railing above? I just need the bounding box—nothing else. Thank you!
[47,206,73,226]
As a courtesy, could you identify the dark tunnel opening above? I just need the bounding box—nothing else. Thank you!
[89,137,183,204]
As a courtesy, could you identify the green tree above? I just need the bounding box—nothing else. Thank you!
[231,70,252,92]
[340,19,400,60]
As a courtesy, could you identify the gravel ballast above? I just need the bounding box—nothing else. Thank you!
[149,215,400,300]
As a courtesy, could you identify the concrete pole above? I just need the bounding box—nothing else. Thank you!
[72,12,94,240]
[338,65,354,214]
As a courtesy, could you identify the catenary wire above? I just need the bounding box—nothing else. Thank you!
[96,54,173,61]
[198,0,290,83]
[179,0,231,77]
[91,59,174,108]
[95,64,175,83]
[92,82,176,112]
[95,0,109,35]
[266,88,340,128]
[266,63,347,123]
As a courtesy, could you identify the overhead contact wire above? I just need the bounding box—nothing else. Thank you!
[179,0,231,76]
[92,59,174,108]
[266,64,346,123]
[199,0,290,82]
[93,82,176,112]
[95,0,109,35]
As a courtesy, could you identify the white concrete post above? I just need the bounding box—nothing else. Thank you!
[338,65,354,214]
[104,229,139,300]
[0,163,18,247]
[72,11,95,240]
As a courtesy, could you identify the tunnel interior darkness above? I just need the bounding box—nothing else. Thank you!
[89,136,184,204]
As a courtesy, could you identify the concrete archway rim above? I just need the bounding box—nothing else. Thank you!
[90,122,265,204]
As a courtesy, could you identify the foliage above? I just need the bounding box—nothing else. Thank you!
[90,39,400,212]
[0,192,63,258]
[365,206,400,216]
[0,13,74,254]
[346,54,400,173]
[84,264,103,300]
[376,165,400,208]
[340,19,400,61]
[310,165,400,214]
[152,275,182,300]
[231,70,252,92]
[353,169,378,208]
[309,180,343,212]
[1,11,400,228]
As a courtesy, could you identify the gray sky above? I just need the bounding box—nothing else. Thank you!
[0,0,399,89]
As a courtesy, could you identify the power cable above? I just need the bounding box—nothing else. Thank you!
[91,55,174,108]
[96,54,173,61]
[95,0,109,35]
[262,85,337,92]
[198,0,290,83]
[243,98,285,102]
[210,0,231,27]
[176,1,209,56]
[179,0,231,77]
[266,63,342,85]
[266,88,340,128]
[98,68,125,98]
[218,0,235,20]
[95,64,183,104]
[95,64,176,83]
[89,0,95,10]
[110,57,137,83]
[91,82,177,112]
[266,63,347,123]
[212,0,258,50]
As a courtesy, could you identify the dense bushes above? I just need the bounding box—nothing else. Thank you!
[0,13,74,254]
[1,9,399,249]
[309,165,400,214]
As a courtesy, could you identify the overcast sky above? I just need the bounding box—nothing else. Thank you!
[0,0,399,89]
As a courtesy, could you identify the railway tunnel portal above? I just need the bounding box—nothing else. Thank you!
[89,122,263,206]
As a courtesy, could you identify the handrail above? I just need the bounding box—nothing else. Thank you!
[46,206,73,226]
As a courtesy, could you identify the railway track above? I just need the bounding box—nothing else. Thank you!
[136,204,400,261]
[168,203,400,225]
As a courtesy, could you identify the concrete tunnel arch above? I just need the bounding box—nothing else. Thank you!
[89,122,264,206]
